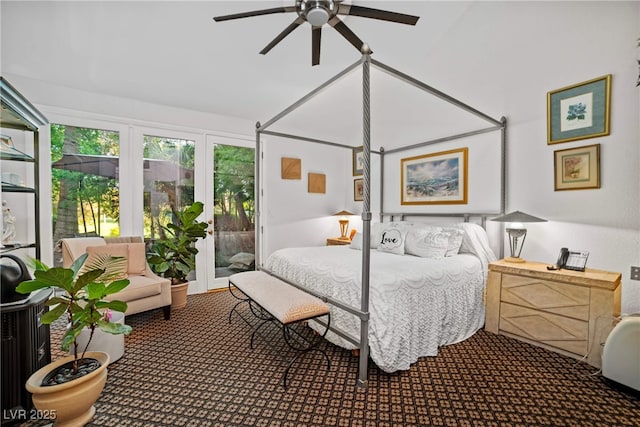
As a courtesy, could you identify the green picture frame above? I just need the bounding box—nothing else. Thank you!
[547,75,611,145]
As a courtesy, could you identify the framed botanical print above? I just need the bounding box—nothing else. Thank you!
[547,75,611,144]
[554,144,600,191]
[401,147,468,205]
[352,146,363,176]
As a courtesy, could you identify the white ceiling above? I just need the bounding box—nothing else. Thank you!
[2,1,507,146]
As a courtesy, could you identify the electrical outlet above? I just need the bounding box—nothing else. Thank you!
[631,266,640,281]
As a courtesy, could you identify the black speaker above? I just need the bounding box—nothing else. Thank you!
[0,255,31,304]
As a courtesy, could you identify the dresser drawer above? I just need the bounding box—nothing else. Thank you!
[499,302,588,355]
[501,273,590,321]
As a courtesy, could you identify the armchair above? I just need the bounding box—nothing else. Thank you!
[59,236,172,320]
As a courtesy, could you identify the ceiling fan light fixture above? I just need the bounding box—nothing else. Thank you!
[306,7,330,26]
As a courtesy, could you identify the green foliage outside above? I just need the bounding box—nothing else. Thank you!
[51,124,120,239]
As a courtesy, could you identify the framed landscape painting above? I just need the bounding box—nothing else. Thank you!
[554,144,600,191]
[547,75,611,144]
[401,147,468,205]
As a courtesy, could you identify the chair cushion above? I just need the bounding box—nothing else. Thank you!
[60,237,106,267]
[84,243,148,276]
[106,274,162,302]
[83,244,129,279]
[127,243,147,275]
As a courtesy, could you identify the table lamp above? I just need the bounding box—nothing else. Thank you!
[491,211,547,263]
[333,210,354,240]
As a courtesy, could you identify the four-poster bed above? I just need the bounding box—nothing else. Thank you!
[253,47,506,387]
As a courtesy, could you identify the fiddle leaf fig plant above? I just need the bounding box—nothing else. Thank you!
[16,254,132,376]
[147,201,208,285]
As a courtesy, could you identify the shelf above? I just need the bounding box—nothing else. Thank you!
[0,242,37,254]
[0,77,48,261]
[1,145,34,162]
[0,77,48,131]
[1,182,35,193]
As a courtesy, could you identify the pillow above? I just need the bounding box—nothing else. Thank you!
[349,232,363,250]
[229,252,255,269]
[376,225,410,255]
[371,221,413,248]
[82,244,129,279]
[127,243,147,274]
[405,228,449,259]
[442,228,464,257]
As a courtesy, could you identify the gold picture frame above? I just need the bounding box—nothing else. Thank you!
[554,143,600,191]
[547,75,611,145]
[401,147,468,205]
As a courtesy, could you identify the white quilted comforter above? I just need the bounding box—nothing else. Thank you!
[265,235,494,372]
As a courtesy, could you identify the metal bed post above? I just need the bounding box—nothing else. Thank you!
[358,46,372,388]
[255,122,262,268]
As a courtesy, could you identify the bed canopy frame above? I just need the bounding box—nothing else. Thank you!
[255,46,506,387]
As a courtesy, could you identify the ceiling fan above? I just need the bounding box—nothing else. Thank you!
[213,0,420,66]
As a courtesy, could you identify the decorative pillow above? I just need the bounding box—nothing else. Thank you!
[405,228,449,259]
[228,252,255,271]
[82,244,129,279]
[127,243,147,274]
[349,232,363,250]
[442,228,464,257]
[376,226,409,255]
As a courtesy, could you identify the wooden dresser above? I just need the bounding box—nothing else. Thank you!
[485,260,621,368]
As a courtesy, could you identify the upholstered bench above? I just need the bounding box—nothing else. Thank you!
[228,270,331,388]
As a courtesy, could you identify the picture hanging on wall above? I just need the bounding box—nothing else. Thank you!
[547,75,611,145]
[354,178,364,201]
[554,143,600,191]
[281,157,301,179]
[401,147,468,205]
[352,146,363,176]
[308,173,326,194]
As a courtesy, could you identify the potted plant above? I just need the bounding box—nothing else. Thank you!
[15,253,132,427]
[147,201,208,309]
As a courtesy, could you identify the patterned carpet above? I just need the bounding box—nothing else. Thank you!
[35,291,640,426]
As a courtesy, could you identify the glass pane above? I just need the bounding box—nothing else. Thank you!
[213,145,255,278]
[51,124,120,265]
[142,135,195,241]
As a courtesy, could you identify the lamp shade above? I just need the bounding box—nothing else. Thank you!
[491,211,547,223]
[333,210,354,216]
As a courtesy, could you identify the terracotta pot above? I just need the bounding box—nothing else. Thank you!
[170,281,189,310]
[26,351,110,427]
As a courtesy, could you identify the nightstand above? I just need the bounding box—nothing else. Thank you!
[326,237,351,246]
[485,259,621,368]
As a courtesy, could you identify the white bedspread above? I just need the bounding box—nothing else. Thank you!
[265,243,491,372]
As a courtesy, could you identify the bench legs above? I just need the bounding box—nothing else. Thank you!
[228,282,331,388]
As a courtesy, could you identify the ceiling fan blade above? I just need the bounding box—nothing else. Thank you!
[338,4,419,26]
[259,17,305,55]
[329,17,367,53]
[213,6,295,22]
[312,27,321,66]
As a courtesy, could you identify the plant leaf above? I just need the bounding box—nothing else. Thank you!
[41,303,68,324]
